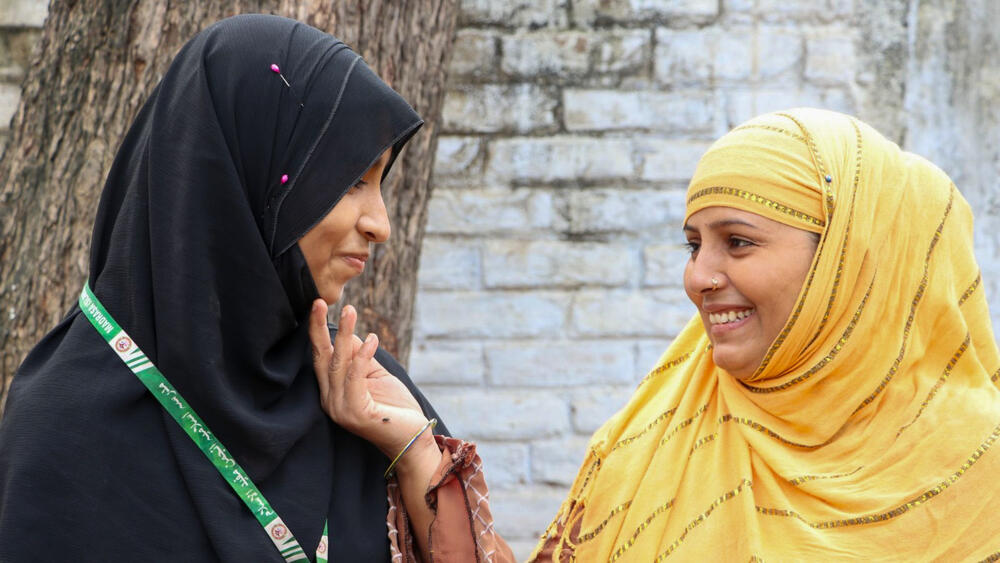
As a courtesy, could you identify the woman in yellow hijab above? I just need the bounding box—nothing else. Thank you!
[531,108,1000,560]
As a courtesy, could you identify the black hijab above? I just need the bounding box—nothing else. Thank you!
[0,14,445,561]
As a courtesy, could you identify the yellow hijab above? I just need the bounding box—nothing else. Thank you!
[535,108,1000,561]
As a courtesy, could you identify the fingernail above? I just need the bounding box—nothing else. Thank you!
[365,333,375,346]
[341,307,348,320]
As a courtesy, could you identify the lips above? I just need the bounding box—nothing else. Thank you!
[341,254,368,272]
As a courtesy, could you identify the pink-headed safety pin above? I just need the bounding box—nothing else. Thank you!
[270,63,291,88]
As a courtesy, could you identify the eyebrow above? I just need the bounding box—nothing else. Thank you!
[682,218,760,232]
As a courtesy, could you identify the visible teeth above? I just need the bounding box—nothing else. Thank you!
[709,309,754,325]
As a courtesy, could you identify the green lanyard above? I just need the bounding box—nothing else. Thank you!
[79,283,329,562]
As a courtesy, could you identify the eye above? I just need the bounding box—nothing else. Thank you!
[729,237,754,249]
[683,241,700,255]
[348,181,364,193]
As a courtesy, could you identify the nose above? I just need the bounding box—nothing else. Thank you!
[685,246,725,295]
[357,187,391,243]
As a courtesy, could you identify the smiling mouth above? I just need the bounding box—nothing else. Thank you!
[708,308,755,325]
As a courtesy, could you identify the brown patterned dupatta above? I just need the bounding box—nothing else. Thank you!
[535,108,1000,561]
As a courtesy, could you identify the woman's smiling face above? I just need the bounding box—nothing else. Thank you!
[683,206,819,380]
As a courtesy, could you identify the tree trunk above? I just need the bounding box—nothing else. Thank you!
[0,0,458,409]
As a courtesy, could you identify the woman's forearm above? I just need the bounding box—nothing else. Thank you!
[393,432,441,561]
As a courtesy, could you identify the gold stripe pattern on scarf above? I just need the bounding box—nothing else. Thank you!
[787,465,863,487]
[756,421,1000,528]
[808,119,864,346]
[896,334,971,437]
[577,500,633,543]
[653,478,754,561]
[687,186,825,228]
[608,499,678,562]
[732,123,806,143]
[612,408,677,451]
[657,403,710,448]
[637,352,692,388]
[959,273,982,306]
[745,277,874,393]
[777,112,835,218]
[853,188,955,416]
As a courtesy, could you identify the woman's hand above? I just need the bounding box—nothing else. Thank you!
[308,299,436,466]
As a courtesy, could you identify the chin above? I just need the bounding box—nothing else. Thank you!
[319,285,345,304]
[712,351,756,381]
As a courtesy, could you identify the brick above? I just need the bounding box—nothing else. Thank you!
[570,386,635,433]
[482,240,633,289]
[567,188,687,234]
[415,291,569,338]
[428,389,570,440]
[485,341,635,386]
[724,88,854,128]
[417,238,480,290]
[756,0,853,22]
[447,30,498,79]
[757,27,803,81]
[433,136,483,178]
[592,29,651,75]
[724,0,755,12]
[805,29,858,85]
[0,82,19,129]
[425,188,557,234]
[564,90,714,133]
[713,28,754,81]
[460,0,569,28]
[571,289,695,337]
[488,486,567,540]
[643,242,690,288]
[654,28,712,86]
[0,0,47,27]
[442,84,557,134]
[637,138,711,182]
[474,441,530,489]
[501,31,590,79]
[573,0,719,27]
[654,27,753,85]
[531,435,591,485]
[487,137,634,182]
[408,341,485,385]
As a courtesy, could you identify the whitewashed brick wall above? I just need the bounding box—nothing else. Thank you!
[412,0,1000,557]
[3,1,999,559]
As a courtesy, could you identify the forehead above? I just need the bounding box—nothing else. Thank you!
[683,206,771,230]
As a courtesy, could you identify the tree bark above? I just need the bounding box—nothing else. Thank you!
[0,0,458,408]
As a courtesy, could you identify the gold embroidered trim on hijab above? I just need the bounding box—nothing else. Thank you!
[787,465,863,486]
[612,408,676,451]
[756,420,1000,528]
[653,479,754,561]
[744,278,873,393]
[577,500,633,543]
[896,334,971,437]
[808,119,864,347]
[687,186,825,228]
[853,188,955,415]
[732,123,805,143]
[959,273,982,306]
[609,498,678,561]
[778,112,836,219]
[637,352,692,387]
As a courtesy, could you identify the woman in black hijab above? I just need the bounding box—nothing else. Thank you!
[0,14,447,561]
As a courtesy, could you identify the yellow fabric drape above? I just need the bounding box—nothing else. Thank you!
[534,109,1000,561]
